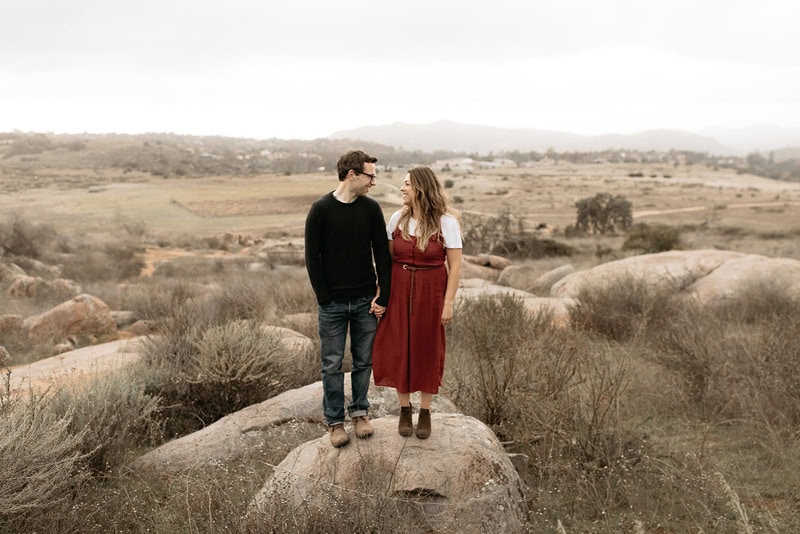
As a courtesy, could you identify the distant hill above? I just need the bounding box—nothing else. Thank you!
[329,120,800,156]
[699,125,800,154]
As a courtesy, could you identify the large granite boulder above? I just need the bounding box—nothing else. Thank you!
[22,293,116,344]
[129,377,458,474]
[549,250,800,306]
[249,414,527,534]
[7,338,145,393]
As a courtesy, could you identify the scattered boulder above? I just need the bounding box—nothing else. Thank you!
[260,325,313,354]
[111,310,139,329]
[497,264,540,291]
[280,312,316,335]
[6,274,81,299]
[0,262,26,283]
[534,264,575,293]
[460,260,500,281]
[465,253,512,269]
[7,274,37,297]
[458,278,576,326]
[128,377,458,474]
[125,320,157,337]
[0,314,24,339]
[249,414,527,534]
[22,294,116,344]
[253,238,305,265]
[20,258,61,278]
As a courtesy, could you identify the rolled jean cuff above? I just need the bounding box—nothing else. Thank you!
[349,409,367,419]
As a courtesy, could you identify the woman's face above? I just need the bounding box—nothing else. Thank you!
[400,173,416,207]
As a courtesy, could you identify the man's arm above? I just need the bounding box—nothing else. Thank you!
[304,204,329,305]
[371,205,392,308]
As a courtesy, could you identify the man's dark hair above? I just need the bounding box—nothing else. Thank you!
[337,150,378,181]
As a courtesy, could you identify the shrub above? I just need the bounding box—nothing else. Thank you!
[652,290,800,426]
[446,295,660,526]
[48,369,164,474]
[0,391,89,530]
[622,223,682,253]
[59,242,145,283]
[0,215,57,258]
[490,235,574,259]
[138,312,297,437]
[569,274,678,342]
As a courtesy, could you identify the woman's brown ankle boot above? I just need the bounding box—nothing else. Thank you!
[416,408,431,439]
[398,405,413,437]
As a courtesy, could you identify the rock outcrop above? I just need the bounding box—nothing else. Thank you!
[249,414,527,534]
[7,338,145,393]
[22,293,116,344]
[129,377,458,474]
[550,249,800,306]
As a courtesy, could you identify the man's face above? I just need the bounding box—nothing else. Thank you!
[353,162,377,196]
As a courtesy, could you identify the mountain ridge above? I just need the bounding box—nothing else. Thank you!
[329,120,800,156]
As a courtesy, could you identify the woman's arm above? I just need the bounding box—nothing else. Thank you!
[441,247,462,325]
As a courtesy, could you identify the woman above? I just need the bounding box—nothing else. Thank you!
[372,166,462,439]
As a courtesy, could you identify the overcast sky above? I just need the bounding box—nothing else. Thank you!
[2,0,799,140]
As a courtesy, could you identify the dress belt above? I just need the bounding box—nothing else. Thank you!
[401,264,437,271]
[400,263,441,315]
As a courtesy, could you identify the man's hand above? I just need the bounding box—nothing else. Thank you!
[370,296,386,319]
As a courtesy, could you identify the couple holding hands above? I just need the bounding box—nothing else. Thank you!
[304,150,462,447]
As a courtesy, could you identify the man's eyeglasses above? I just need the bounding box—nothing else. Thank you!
[355,170,376,181]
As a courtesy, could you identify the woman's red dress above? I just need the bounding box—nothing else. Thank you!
[372,229,448,394]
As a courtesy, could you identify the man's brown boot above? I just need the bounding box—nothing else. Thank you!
[353,415,374,439]
[398,405,413,437]
[328,424,350,448]
[415,408,431,439]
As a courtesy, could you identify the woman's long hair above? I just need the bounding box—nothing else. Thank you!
[398,166,461,251]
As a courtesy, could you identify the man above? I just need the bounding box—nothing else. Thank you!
[304,150,391,447]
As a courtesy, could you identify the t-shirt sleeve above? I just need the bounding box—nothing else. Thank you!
[386,210,402,240]
[440,214,463,249]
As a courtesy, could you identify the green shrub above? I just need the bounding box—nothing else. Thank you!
[622,223,682,253]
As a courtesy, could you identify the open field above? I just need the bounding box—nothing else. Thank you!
[3,161,800,253]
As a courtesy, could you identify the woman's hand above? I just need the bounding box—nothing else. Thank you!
[441,301,454,326]
[370,296,386,319]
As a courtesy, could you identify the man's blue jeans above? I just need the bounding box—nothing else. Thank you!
[317,296,377,426]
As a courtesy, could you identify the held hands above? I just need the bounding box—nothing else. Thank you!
[370,296,386,319]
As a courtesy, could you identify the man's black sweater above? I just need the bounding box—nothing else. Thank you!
[304,192,391,307]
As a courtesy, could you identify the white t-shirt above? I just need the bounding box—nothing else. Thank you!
[386,210,463,249]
